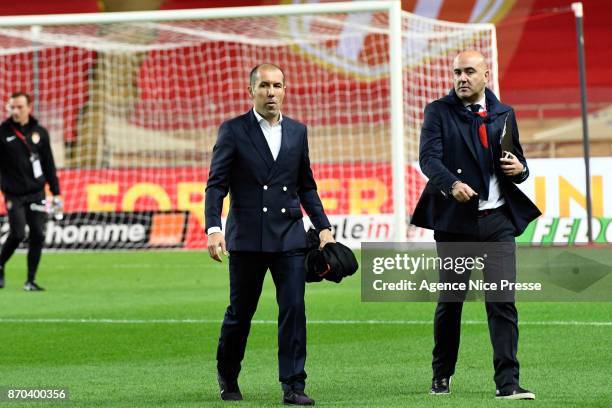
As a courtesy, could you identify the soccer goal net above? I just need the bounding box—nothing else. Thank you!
[0,1,497,250]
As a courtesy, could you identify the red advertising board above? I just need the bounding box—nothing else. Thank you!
[0,165,426,249]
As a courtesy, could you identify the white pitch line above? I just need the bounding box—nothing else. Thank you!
[0,318,610,326]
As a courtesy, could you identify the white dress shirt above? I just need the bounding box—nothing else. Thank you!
[207,109,284,235]
[464,95,505,210]
[253,108,283,160]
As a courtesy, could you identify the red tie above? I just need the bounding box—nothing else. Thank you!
[470,104,488,148]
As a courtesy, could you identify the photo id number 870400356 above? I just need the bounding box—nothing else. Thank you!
[0,387,69,401]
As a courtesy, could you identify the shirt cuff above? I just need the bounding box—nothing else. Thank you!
[207,226,222,235]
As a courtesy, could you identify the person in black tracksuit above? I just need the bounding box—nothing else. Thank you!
[0,92,61,291]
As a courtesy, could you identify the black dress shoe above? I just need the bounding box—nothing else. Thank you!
[283,390,315,405]
[430,376,451,394]
[217,371,243,401]
[496,386,535,400]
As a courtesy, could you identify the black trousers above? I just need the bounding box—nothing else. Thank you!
[0,192,47,282]
[217,250,307,391]
[432,207,520,393]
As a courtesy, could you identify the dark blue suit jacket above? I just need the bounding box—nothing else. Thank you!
[411,89,541,236]
[205,110,331,252]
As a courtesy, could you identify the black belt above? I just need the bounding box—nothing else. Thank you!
[477,205,506,218]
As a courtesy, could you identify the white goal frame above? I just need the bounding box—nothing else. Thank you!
[0,1,411,242]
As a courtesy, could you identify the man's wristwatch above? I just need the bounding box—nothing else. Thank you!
[449,180,460,195]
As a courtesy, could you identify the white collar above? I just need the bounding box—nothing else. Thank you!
[464,94,486,110]
[253,108,283,125]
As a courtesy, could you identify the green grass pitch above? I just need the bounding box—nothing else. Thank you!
[0,250,610,407]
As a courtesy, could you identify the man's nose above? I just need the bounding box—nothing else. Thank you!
[459,72,468,82]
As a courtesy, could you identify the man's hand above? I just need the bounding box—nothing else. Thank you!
[207,232,227,262]
[50,195,64,220]
[451,181,478,203]
[319,228,335,249]
[500,151,524,177]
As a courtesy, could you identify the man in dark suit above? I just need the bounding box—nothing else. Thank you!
[411,50,541,400]
[205,63,334,405]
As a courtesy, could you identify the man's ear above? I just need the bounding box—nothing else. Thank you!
[248,86,254,97]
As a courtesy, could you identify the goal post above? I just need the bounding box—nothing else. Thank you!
[0,1,497,249]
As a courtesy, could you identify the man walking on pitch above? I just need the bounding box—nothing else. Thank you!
[205,63,334,405]
[411,50,541,399]
[0,92,62,291]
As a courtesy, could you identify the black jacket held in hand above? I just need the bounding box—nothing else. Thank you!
[0,116,60,197]
[304,229,358,283]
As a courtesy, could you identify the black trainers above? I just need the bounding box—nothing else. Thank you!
[430,376,451,394]
[217,371,242,401]
[23,281,45,291]
[283,390,315,406]
[496,386,535,400]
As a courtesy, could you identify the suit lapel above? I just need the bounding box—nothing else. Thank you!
[246,110,275,169]
[453,114,479,163]
[453,110,492,192]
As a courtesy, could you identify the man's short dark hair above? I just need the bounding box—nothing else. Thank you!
[10,92,32,105]
[249,64,285,87]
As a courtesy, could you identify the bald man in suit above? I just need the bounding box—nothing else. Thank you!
[412,51,540,400]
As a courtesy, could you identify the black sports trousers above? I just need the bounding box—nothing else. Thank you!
[0,191,47,282]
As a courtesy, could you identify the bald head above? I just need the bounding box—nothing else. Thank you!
[453,50,489,104]
[454,50,487,71]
